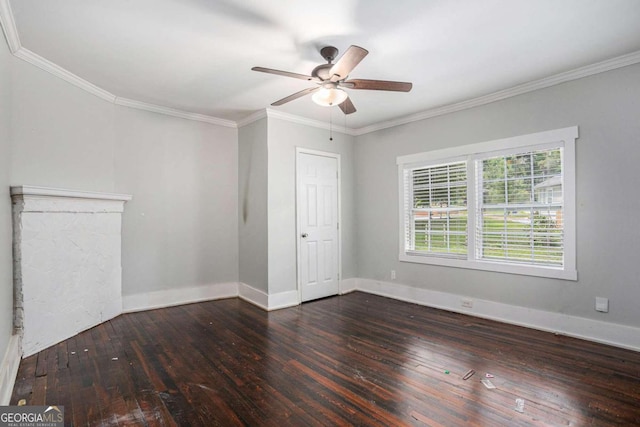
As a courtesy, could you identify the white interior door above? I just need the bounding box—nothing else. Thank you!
[297,151,339,302]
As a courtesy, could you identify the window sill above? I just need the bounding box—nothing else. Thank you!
[399,252,577,281]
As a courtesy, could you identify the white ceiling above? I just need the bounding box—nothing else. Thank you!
[9,0,640,129]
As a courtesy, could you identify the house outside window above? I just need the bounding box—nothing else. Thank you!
[398,127,577,280]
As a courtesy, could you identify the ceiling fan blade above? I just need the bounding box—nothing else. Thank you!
[252,67,320,82]
[271,87,319,106]
[329,45,368,82]
[339,96,356,115]
[342,79,412,92]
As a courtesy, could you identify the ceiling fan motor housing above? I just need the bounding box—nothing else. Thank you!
[313,46,341,81]
[312,64,333,81]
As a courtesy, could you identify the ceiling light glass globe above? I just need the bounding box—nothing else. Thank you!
[312,87,348,107]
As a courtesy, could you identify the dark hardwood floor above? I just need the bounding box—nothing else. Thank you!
[11,292,640,426]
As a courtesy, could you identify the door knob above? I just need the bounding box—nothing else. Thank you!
[301,233,308,238]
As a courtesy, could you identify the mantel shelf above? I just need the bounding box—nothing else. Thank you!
[10,185,132,202]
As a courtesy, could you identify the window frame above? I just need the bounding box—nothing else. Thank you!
[397,126,578,280]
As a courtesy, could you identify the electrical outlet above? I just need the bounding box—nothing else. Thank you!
[595,297,609,313]
[461,299,473,309]
[391,270,396,280]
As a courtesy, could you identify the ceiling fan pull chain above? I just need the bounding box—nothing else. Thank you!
[330,108,335,141]
[344,110,347,134]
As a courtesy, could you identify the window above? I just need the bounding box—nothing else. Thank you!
[404,161,468,258]
[476,147,564,266]
[398,127,577,280]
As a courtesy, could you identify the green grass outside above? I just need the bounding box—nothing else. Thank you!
[413,213,562,264]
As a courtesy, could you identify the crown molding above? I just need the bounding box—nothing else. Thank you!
[114,97,237,128]
[0,0,236,127]
[14,48,117,102]
[237,108,355,135]
[0,0,19,53]
[353,50,640,136]
[235,109,267,128]
[265,108,355,135]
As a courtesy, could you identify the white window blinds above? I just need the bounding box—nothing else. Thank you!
[404,161,467,258]
[476,147,564,266]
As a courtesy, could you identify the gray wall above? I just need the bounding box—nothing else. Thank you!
[0,33,13,360]
[238,118,268,292]
[5,47,239,304]
[10,59,115,191]
[267,118,357,295]
[355,63,640,327]
[114,108,238,295]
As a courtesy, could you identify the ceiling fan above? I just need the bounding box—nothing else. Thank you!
[252,45,412,115]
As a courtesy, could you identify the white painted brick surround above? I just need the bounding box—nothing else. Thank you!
[11,186,131,357]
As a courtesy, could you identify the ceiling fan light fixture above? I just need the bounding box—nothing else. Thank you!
[253,44,411,115]
[312,87,348,107]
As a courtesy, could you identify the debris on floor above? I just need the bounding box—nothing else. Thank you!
[444,370,450,374]
[410,410,431,424]
[112,357,118,361]
[515,398,525,413]
[485,373,494,378]
[462,369,475,380]
[17,399,26,406]
[481,379,496,389]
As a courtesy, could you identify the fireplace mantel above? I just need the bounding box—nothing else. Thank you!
[11,186,132,356]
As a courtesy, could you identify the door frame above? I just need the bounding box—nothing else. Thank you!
[295,147,342,303]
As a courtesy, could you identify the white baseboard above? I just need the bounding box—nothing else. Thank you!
[96,281,302,315]
[268,290,299,310]
[122,282,239,313]
[355,278,640,352]
[339,278,358,295]
[238,283,268,310]
[238,283,300,311]
[0,335,22,405]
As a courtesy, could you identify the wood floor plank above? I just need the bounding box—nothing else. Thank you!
[10,292,640,426]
